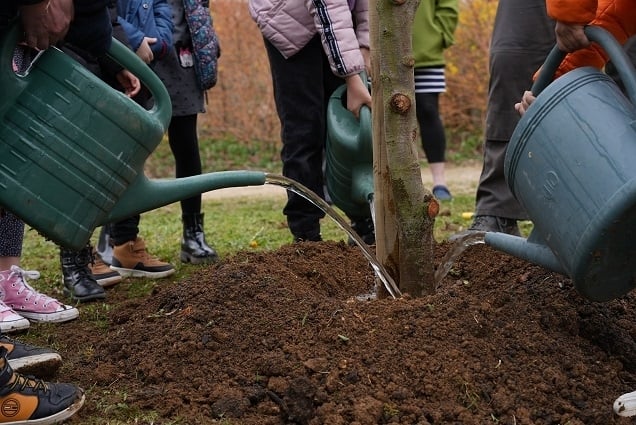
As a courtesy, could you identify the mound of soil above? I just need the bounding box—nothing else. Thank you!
[55,241,636,424]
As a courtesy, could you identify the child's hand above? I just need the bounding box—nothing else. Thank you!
[345,74,372,119]
[116,69,141,97]
[136,37,157,64]
[515,90,536,116]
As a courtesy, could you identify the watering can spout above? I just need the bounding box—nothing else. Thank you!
[351,164,374,205]
[484,232,566,275]
[101,171,267,225]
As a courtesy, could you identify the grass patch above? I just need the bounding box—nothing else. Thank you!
[144,136,281,179]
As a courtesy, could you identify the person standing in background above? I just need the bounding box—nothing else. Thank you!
[103,0,178,279]
[248,0,374,244]
[462,0,555,236]
[125,0,221,265]
[61,0,176,304]
[412,0,459,201]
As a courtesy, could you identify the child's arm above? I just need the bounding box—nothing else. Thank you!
[434,0,459,49]
[149,0,174,59]
[306,0,367,77]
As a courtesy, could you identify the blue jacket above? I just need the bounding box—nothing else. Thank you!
[116,0,174,60]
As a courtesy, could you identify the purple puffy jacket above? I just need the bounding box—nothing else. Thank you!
[248,0,368,77]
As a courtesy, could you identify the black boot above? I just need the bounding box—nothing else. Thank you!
[349,217,375,246]
[181,213,219,264]
[60,245,106,303]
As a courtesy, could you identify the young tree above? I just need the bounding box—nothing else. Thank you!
[370,0,439,296]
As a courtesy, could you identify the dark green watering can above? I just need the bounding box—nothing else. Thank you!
[325,77,374,220]
[0,23,265,250]
[484,26,636,302]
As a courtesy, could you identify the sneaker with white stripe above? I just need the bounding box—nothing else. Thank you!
[0,266,79,323]
[0,300,29,333]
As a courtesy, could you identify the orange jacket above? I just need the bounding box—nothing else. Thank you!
[544,0,636,77]
[548,0,597,25]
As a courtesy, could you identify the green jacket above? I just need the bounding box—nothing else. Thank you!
[412,0,459,68]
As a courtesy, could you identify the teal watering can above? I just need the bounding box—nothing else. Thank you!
[484,26,636,302]
[0,23,265,251]
[325,77,374,221]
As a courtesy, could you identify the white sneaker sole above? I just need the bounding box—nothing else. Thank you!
[19,307,80,323]
[110,267,175,279]
[30,391,86,425]
[8,352,62,372]
[95,274,123,287]
[0,318,30,333]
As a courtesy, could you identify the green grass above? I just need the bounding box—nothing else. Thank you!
[144,135,280,178]
[446,129,484,163]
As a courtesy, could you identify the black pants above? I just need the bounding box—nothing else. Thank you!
[474,0,555,219]
[264,36,343,237]
[415,92,445,163]
[109,216,140,246]
[0,212,24,257]
[168,114,202,215]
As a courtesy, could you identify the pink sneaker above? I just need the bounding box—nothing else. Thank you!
[0,266,79,324]
[0,301,29,333]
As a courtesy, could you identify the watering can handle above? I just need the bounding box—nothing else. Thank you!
[0,21,172,132]
[106,38,172,131]
[358,70,372,142]
[532,26,636,103]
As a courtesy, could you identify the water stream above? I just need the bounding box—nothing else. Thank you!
[264,173,402,299]
[434,231,486,285]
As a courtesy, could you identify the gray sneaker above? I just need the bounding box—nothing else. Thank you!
[0,335,62,378]
[469,215,521,236]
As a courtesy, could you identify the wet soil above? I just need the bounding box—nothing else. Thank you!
[42,240,636,424]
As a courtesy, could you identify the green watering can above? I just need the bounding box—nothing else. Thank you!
[0,23,265,251]
[325,78,374,221]
[484,26,636,302]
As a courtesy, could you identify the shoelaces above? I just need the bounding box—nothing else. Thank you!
[7,266,58,308]
[9,373,49,394]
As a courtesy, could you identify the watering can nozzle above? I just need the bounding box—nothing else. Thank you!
[484,232,566,275]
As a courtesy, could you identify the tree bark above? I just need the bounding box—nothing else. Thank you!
[370,0,438,296]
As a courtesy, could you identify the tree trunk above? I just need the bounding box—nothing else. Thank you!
[370,0,438,296]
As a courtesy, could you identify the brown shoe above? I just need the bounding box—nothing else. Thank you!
[90,252,122,287]
[110,237,175,279]
[0,346,85,424]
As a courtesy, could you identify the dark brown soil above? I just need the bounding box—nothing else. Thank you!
[45,241,636,424]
